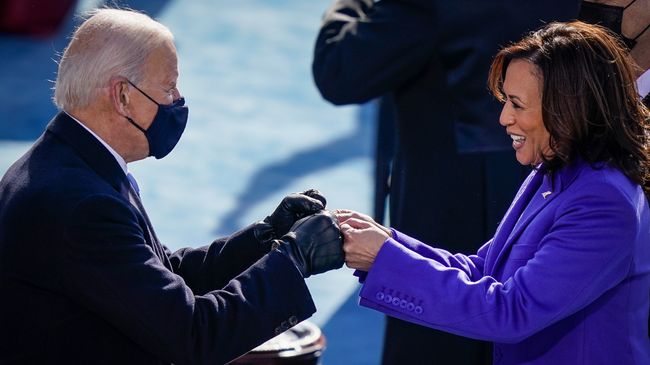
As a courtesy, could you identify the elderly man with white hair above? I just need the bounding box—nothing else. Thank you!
[0,8,344,365]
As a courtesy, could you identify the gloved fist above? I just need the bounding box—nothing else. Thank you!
[274,210,344,278]
[254,189,327,244]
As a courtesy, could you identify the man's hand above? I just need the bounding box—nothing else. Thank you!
[274,210,344,278]
[254,189,327,244]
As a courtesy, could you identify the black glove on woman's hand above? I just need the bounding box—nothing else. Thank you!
[274,210,344,278]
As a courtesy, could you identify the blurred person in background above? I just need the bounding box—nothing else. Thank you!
[338,21,650,365]
[578,0,649,108]
[312,0,578,363]
[0,8,344,365]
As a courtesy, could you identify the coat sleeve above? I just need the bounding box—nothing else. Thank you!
[166,224,270,295]
[390,228,489,278]
[312,0,437,105]
[62,194,315,365]
[359,181,639,343]
[354,230,489,283]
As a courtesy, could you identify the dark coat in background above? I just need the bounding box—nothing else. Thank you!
[313,1,579,363]
[0,113,315,365]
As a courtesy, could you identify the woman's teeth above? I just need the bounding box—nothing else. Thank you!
[511,134,525,147]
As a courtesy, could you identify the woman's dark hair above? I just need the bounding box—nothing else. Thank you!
[488,21,650,195]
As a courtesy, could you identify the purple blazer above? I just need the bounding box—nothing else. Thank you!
[358,160,650,364]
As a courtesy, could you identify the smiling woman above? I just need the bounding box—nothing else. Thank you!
[497,59,549,166]
[488,21,650,191]
[336,20,650,365]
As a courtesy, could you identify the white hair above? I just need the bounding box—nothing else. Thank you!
[53,8,173,110]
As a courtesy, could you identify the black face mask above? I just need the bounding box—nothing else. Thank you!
[125,80,189,159]
[578,0,650,50]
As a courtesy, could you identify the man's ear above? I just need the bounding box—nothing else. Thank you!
[109,77,130,116]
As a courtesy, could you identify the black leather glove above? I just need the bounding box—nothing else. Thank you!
[253,189,327,244]
[273,210,344,278]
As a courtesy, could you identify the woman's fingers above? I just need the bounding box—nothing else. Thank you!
[340,217,373,229]
[334,209,374,225]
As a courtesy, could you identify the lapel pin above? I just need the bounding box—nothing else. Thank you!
[542,191,552,199]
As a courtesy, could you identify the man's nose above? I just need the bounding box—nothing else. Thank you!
[172,87,182,101]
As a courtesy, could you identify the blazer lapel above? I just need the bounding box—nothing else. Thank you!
[484,168,543,273]
[489,173,558,272]
[487,160,586,274]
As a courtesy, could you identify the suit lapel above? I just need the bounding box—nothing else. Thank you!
[126,183,172,268]
[47,113,170,267]
[47,113,132,199]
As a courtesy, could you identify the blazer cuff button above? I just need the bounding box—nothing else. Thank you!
[383,294,393,304]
